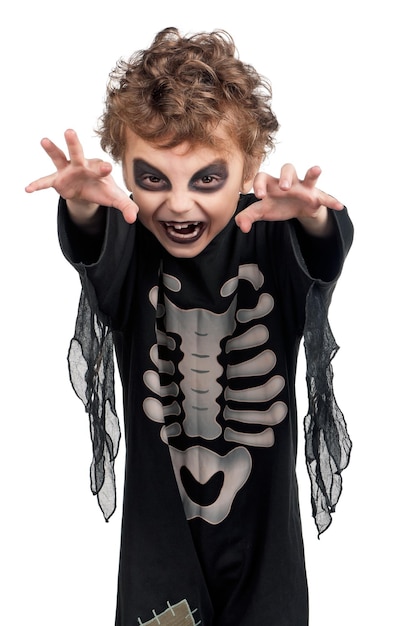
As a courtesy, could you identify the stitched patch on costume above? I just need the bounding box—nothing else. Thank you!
[137,599,201,625]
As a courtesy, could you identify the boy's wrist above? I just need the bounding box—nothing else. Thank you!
[297,206,334,238]
[66,199,105,235]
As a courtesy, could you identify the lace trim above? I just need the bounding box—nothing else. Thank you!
[303,284,352,536]
[67,288,120,521]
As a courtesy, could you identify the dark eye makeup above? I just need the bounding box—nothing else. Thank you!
[133,160,170,191]
[133,159,229,192]
[190,162,228,192]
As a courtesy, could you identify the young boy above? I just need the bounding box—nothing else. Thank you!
[26,27,353,626]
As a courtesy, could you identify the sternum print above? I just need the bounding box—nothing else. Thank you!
[165,299,237,440]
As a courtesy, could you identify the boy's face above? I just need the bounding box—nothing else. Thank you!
[122,128,256,258]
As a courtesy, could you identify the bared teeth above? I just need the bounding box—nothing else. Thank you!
[165,222,199,231]
[162,221,205,243]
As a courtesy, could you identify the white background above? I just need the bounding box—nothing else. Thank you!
[2,0,415,624]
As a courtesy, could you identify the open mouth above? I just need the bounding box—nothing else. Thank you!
[162,221,206,244]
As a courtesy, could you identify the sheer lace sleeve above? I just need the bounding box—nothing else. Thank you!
[67,286,120,521]
[303,283,352,536]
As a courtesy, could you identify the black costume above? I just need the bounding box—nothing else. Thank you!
[58,194,353,626]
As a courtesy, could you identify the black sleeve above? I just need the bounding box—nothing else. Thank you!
[292,208,354,282]
[58,197,137,325]
[58,198,106,265]
[56,197,136,522]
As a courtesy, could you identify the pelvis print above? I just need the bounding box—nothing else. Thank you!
[143,264,287,524]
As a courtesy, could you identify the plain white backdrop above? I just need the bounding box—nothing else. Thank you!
[2,1,415,624]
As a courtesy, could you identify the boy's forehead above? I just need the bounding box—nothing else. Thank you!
[123,126,242,163]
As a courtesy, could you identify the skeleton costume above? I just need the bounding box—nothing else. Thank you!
[58,193,353,626]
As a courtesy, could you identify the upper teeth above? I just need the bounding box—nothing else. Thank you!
[166,222,199,230]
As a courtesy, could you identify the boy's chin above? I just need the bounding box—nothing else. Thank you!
[160,236,211,258]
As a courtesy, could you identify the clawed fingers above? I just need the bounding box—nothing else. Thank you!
[39,129,87,171]
[258,163,318,193]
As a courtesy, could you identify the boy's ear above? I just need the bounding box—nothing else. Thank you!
[241,160,261,193]
[241,178,254,194]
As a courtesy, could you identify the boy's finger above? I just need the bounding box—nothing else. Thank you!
[40,138,69,170]
[235,212,253,233]
[64,129,87,166]
[303,166,322,188]
[235,200,264,233]
[279,163,297,190]
[319,192,344,212]
[113,194,139,224]
[87,159,113,179]
[25,173,57,193]
[252,172,269,198]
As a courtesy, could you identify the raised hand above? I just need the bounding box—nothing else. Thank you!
[235,164,344,236]
[25,129,139,224]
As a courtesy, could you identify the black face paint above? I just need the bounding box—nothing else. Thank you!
[133,159,229,193]
[189,161,229,193]
[133,159,171,191]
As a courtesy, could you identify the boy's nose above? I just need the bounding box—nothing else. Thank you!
[166,189,195,215]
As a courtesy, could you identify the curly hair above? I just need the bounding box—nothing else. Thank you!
[97,27,279,179]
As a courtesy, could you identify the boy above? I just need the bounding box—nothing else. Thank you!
[26,27,353,626]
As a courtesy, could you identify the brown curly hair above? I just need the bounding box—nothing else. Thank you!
[97,27,279,180]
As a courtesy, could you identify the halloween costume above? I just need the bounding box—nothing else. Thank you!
[58,193,353,625]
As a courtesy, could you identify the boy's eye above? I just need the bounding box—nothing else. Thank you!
[133,160,169,190]
[137,174,168,190]
[191,172,226,192]
[147,175,163,184]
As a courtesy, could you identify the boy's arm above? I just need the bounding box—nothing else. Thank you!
[25,129,139,229]
[26,130,139,319]
[235,164,344,237]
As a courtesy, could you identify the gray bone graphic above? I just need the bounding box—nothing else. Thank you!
[143,264,287,524]
[170,445,252,524]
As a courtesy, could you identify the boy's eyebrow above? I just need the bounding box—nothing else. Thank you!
[133,159,167,182]
[190,160,228,181]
